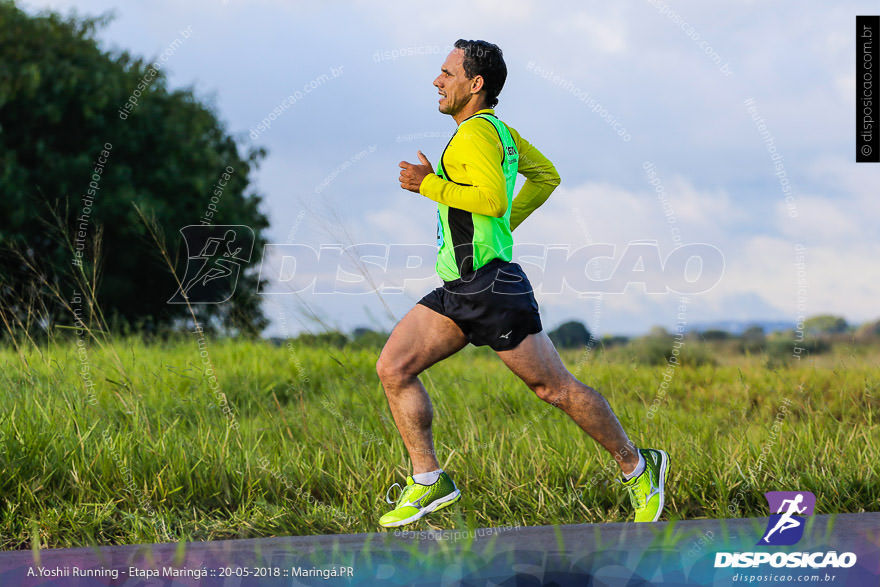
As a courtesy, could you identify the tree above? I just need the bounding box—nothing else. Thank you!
[548,320,592,349]
[804,315,848,336]
[701,329,731,341]
[294,330,349,348]
[647,325,670,338]
[0,2,269,335]
[854,319,880,341]
[352,327,388,347]
[601,335,629,348]
[740,325,766,353]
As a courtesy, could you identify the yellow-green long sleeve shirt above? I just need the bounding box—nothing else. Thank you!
[419,108,560,231]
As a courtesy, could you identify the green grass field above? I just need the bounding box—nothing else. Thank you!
[0,335,877,550]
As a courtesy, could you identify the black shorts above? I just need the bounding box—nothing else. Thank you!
[418,259,543,351]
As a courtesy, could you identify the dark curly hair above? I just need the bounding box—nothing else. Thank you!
[454,39,507,108]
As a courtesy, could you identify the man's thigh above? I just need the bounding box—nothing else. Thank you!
[494,330,571,390]
[378,304,469,376]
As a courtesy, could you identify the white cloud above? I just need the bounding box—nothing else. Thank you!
[777,194,858,244]
[563,10,627,54]
[515,176,741,249]
[364,206,429,244]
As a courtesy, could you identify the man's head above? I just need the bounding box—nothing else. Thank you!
[434,39,506,121]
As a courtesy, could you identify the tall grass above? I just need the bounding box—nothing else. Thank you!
[0,336,877,550]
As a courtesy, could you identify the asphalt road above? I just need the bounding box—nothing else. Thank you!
[1,513,877,586]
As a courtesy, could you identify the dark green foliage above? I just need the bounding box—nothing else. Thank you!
[294,330,349,348]
[600,335,629,348]
[701,329,731,341]
[0,2,269,335]
[351,327,389,347]
[548,320,592,349]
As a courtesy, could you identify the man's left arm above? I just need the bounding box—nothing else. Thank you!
[508,130,560,231]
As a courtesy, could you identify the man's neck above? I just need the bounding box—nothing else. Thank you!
[453,101,491,125]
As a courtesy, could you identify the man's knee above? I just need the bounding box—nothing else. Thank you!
[375,354,395,384]
[376,354,415,389]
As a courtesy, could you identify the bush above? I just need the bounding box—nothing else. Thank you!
[627,335,674,365]
[804,315,849,335]
[855,320,880,342]
[765,338,831,366]
[624,335,717,367]
[548,320,592,349]
[351,328,389,347]
[701,329,731,341]
[600,335,630,349]
[293,331,349,348]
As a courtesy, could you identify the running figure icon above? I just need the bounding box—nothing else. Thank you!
[180,229,243,295]
[762,493,807,544]
[168,225,255,305]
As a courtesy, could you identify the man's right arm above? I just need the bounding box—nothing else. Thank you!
[418,122,509,218]
[509,129,560,231]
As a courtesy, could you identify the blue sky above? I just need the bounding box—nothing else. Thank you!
[22,0,880,336]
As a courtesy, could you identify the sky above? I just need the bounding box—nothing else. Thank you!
[20,0,880,337]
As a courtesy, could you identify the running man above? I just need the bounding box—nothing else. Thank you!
[377,39,668,527]
[762,494,807,543]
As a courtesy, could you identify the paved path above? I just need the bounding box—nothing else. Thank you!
[0,513,877,585]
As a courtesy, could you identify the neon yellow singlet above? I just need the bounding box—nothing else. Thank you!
[434,113,518,281]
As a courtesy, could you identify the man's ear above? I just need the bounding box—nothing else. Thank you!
[470,75,485,95]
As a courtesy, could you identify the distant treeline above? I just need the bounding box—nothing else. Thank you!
[273,314,878,369]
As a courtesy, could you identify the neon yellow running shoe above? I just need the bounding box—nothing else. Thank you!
[621,448,669,522]
[379,472,461,528]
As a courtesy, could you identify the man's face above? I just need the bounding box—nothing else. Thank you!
[433,49,478,116]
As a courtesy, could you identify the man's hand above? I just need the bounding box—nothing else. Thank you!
[399,150,434,193]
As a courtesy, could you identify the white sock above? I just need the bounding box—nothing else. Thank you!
[624,453,645,481]
[412,469,442,485]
